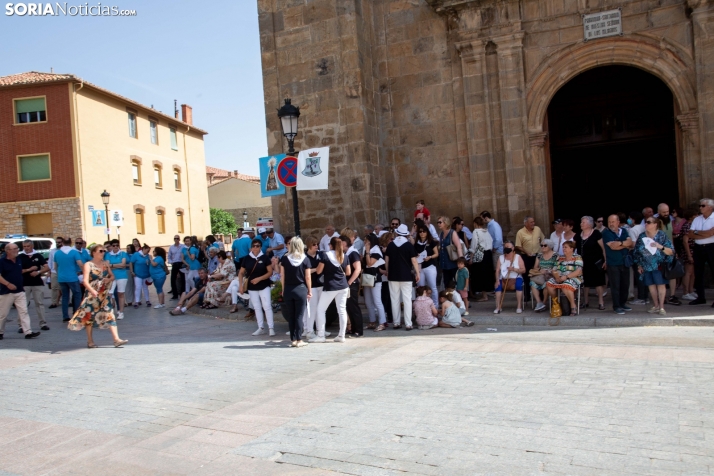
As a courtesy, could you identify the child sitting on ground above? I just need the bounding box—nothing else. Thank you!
[455,257,470,308]
[446,281,468,316]
[413,286,438,330]
[438,290,475,328]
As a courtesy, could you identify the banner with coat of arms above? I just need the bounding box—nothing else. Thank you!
[297,147,329,191]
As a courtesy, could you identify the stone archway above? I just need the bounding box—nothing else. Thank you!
[526,35,701,221]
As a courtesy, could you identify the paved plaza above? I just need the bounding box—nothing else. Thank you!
[1,294,713,475]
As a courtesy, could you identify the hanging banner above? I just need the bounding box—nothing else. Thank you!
[297,146,329,190]
[91,210,106,227]
[109,210,124,227]
[259,154,286,197]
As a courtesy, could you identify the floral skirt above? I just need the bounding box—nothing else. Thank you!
[68,291,116,330]
[546,278,579,292]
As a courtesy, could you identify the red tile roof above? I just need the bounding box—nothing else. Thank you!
[206,166,260,186]
[0,71,207,135]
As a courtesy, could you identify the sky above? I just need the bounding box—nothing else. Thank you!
[0,0,268,176]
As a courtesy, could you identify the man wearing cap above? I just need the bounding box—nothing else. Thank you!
[550,219,564,256]
[384,224,420,330]
[0,243,41,340]
[232,227,252,270]
[256,228,270,255]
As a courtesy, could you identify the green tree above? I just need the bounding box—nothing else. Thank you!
[210,208,237,235]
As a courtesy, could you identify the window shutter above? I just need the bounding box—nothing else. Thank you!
[19,155,51,181]
[16,98,46,114]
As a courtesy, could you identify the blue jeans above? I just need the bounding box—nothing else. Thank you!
[60,281,82,320]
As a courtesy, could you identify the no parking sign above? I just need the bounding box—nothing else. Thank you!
[277,156,298,187]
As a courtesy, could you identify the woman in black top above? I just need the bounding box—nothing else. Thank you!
[308,237,351,343]
[414,224,439,307]
[239,239,274,336]
[578,216,607,309]
[303,236,326,339]
[340,232,363,338]
[363,233,387,331]
[280,237,312,347]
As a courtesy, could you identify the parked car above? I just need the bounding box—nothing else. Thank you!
[0,235,56,260]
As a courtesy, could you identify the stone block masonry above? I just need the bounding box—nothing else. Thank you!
[0,197,82,238]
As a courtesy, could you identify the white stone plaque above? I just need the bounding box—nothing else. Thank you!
[583,9,622,41]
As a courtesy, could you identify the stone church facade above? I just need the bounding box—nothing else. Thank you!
[258,0,714,237]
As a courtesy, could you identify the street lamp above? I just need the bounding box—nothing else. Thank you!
[100,190,110,240]
[277,98,301,236]
[242,210,248,229]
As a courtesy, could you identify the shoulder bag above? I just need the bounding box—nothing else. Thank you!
[361,272,375,287]
[444,231,460,261]
[663,256,685,280]
[241,258,259,294]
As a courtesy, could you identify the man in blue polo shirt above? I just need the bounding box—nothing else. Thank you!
[54,237,84,322]
[602,214,634,315]
[0,243,41,340]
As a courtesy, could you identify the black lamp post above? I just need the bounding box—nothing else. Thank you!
[100,190,110,240]
[277,98,301,237]
[242,210,248,229]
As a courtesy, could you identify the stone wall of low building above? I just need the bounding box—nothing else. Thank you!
[0,197,82,238]
[226,207,273,230]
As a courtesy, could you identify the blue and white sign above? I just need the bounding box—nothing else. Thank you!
[259,154,286,197]
[297,147,330,191]
[91,210,106,227]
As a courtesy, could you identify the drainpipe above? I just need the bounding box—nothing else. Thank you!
[73,80,86,239]
[182,125,192,234]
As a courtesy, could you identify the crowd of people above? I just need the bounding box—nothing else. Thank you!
[1,198,714,346]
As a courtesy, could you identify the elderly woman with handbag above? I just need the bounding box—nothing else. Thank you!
[493,240,525,314]
[529,239,559,312]
[546,241,583,316]
[469,216,494,302]
[634,217,674,316]
[438,216,463,287]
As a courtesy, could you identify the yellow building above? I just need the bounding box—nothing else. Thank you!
[0,71,210,247]
[205,167,271,227]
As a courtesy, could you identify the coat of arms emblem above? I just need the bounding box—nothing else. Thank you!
[301,151,322,177]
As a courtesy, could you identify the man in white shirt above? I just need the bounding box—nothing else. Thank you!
[549,219,563,254]
[48,237,62,308]
[319,225,340,252]
[687,198,714,306]
[375,224,387,237]
[424,216,439,240]
[627,211,647,304]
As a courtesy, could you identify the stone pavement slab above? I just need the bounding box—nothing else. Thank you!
[0,292,713,475]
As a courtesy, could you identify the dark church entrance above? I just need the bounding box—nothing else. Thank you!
[547,65,679,224]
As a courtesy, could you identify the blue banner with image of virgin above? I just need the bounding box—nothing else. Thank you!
[259,154,286,197]
[91,210,106,227]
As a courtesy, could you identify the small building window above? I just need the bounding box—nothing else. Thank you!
[128,112,137,138]
[15,97,46,124]
[135,209,145,235]
[177,212,184,234]
[18,154,51,182]
[154,166,162,188]
[170,127,178,151]
[132,160,141,185]
[157,210,165,234]
[150,120,158,145]
[174,170,181,191]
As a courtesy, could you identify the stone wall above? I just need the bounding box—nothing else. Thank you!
[259,0,714,238]
[226,207,273,229]
[0,198,82,238]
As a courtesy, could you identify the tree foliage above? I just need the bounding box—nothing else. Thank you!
[210,208,237,235]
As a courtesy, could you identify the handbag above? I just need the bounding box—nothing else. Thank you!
[594,258,604,271]
[529,273,546,286]
[550,296,563,318]
[446,243,459,261]
[471,233,485,263]
[241,258,259,294]
[663,256,685,280]
[361,272,375,288]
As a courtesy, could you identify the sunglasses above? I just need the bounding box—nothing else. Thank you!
[391,223,399,226]
[700,204,708,208]
[251,244,261,248]
[541,244,548,248]
[597,220,603,223]
[174,237,180,240]
[98,250,106,253]
[646,220,657,225]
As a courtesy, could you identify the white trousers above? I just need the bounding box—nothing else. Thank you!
[134,276,150,303]
[316,288,348,338]
[304,286,323,332]
[389,281,413,327]
[418,265,438,307]
[249,287,273,330]
[226,279,240,304]
[185,269,199,292]
[0,292,32,335]
[364,282,386,324]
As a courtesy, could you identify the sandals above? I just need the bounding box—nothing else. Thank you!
[114,339,128,347]
[598,304,605,311]
[229,306,238,313]
[87,343,98,348]
[374,324,385,332]
[392,325,402,330]
[366,323,376,330]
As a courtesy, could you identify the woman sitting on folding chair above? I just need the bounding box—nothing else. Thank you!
[494,240,525,314]
[546,241,583,316]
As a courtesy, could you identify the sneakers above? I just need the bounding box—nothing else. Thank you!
[146,302,151,307]
[308,335,326,343]
[614,308,626,315]
[153,304,165,309]
[681,293,698,301]
[666,296,681,306]
[116,312,124,320]
[25,332,40,339]
[493,309,501,314]
[133,304,139,309]
[534,303,546,312]
[333,336,345,343]
[659,308,667,316]
[41,325,50,331]
[268,328,275,337]
[252,328,266,336]
[621,306,632,312]
[325,331,332,337]
[516,308,523,314]
[629,299,647,305]
[295,341,308,348]
[647,306,660,314]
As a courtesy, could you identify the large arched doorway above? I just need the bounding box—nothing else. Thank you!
[547,66,679,222]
